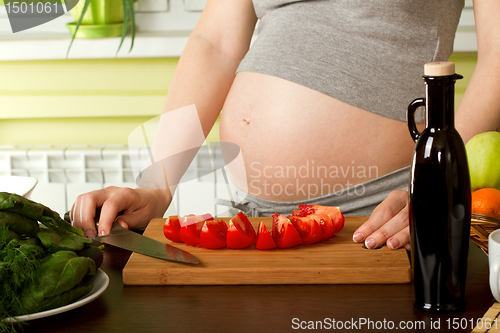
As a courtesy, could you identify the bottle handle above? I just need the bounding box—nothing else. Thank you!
[407,98,425,142]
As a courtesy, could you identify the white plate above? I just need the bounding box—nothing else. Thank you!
[0,176,38,198]
[3,269,109,323]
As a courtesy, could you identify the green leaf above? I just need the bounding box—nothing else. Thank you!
[127,0,135,52]
[0,211,40,237]
[37,229,92,253]
[66,0,92,58]
[0,192,44,220]
[116,0,129,56]
[20,251,96,314]
[24,283,93,314]
[40,208,84,237]
[0,192,82,237]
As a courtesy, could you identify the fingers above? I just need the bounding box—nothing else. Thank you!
[71,189,108,238]
[71,186,122,238]
[96,187,137,236]
[387,225,411,251]
[113,188,171,231]
[353,190,410,250]
[367,205,410,249]
[70,186,170,238]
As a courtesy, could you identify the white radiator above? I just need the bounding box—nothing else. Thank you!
[0,144,234,218]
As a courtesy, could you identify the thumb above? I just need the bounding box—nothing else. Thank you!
[115,211,150,230]
[115,216,130,230]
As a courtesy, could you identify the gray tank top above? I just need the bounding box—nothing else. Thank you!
[237,0,464,122]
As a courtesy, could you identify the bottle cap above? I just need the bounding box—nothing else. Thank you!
[424,62,455,76]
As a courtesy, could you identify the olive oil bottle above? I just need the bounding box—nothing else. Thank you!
[407,62,471,313]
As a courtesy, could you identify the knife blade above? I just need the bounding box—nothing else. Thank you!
[94,223,199,264]
[64,212,199,264]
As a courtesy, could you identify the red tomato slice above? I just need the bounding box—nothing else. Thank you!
[182,213,214,224]
[227,212,256,249]
[300,205,343,218]
[199,220,228,249]
[288,215,323,245]
[272,213,303,249]
[179,213,214,246]
[311,214,335,241]
[328,207,345,234]
[231,212,257,241]
[296,205,345,239]
[255,221,277,250]
[293,205,315,217]
[179,222,204,246]
[163,215,182,243]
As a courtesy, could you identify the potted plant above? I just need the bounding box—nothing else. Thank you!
[66,0,135,56]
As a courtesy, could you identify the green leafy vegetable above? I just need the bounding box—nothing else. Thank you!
[20,251,96,314]
[0,192,83,236]
[23,283,93,315]
[3,229,19,244]
[7,237,40,248]
[0,211,39,237]
[1,226,46,327]
[0,193,43,219]
[36,229,92,253]
[0,193,100,332]
[77,246,104,269]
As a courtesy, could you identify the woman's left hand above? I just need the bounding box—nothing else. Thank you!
[352,189,411,250]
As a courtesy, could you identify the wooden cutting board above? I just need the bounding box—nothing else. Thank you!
[122,216,411,285]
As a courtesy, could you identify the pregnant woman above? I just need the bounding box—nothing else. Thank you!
[70,0,500,251]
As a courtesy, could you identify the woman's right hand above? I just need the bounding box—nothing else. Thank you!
[70,186,171,238]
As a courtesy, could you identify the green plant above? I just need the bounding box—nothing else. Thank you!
[66,0,135,57]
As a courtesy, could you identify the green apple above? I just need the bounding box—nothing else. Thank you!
[465,131,500,191]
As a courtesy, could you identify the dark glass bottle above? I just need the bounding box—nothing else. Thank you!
[407,62,471,313]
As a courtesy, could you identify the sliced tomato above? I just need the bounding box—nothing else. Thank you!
[272,213,303,249]
[255,221,277,250]
[296,205,345,239]
[179,213,214,246]
[227,212,256,249]
[310,214,335,241]
[163,215,182,243]
[288,215,323,245]
[299,205,342,218]
[328,207,345,234]
[182,213,214,224]
[293,205,315,217]
[231,212,257,241]
[179,222,203,246]
[199,220,228,249]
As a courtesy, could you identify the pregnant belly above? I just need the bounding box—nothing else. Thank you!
[220,72,419,201]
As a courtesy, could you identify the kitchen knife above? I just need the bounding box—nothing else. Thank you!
[94,223,199,264]
[64,212,199,264]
